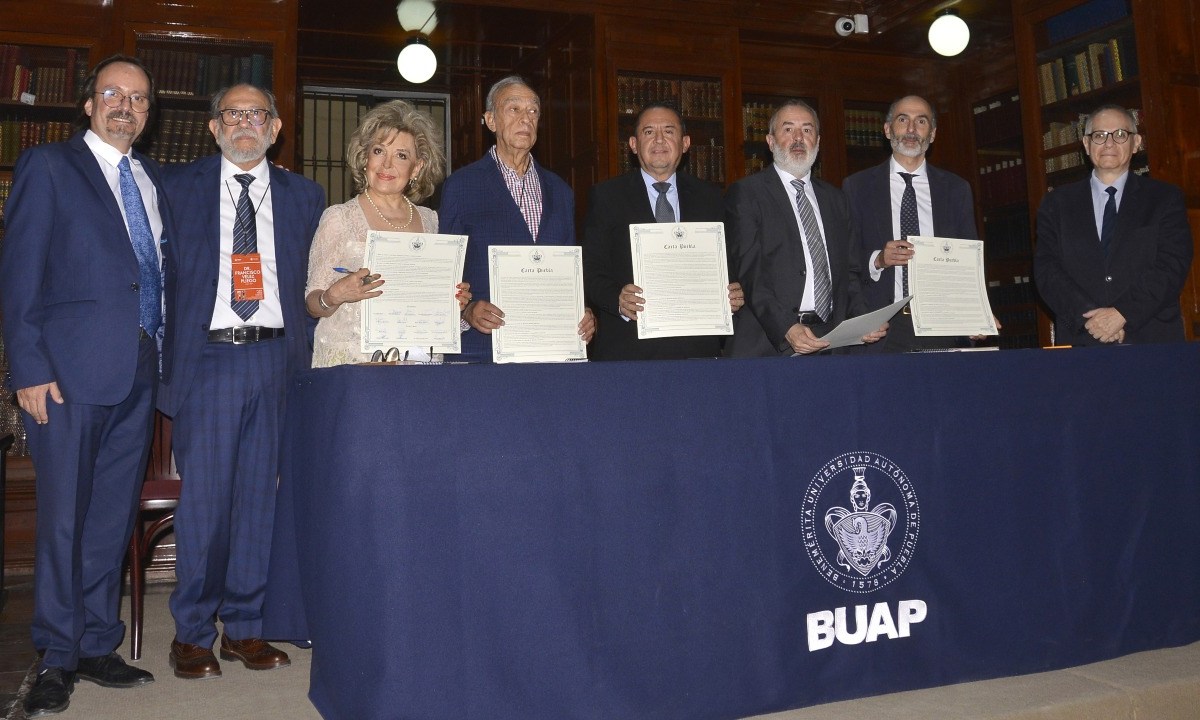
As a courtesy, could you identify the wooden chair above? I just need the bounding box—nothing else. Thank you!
[127,412,180,660]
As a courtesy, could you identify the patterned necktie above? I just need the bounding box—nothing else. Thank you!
[653,181,675,223]
[230,173,259,321]
[790,179,833,322]
[117,156,161,336]
[898,172,920,298]
[1100,186,1117,252]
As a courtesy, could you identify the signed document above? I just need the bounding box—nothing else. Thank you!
[629,222,733,339]
[360,231,467,354]
[906,236,998,337]
[810,297,910,351]
[489,245,588,363]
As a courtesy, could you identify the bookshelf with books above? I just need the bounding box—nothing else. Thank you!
[614,71,726,184]
[842,101,888,177]
[0,41,90,173]
[1014,0,1200,343]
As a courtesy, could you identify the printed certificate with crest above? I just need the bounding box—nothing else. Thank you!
[629,221,733,340]
[488,245,588,363]
[360,231,467,354]
[906,236,998,337]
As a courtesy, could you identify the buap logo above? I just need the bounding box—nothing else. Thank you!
[530,249,544,264]
[802,452,920,593]
[410,236,425,251]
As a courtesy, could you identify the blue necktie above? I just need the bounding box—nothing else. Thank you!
[1100,186,1117,253]
[790,179,833,322]
[898,172,920,298]
[230,173,259,321]
[117,156,161,337]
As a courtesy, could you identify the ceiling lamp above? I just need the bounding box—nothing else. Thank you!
[928,10,970,57]
[397,36,437,84]
[396,0,438,34]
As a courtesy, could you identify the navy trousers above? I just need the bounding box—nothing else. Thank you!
[168,338,286,646]
[27,334,158,670]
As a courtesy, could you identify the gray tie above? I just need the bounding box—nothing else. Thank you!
[653,181,675,223]
[790,179,833,322]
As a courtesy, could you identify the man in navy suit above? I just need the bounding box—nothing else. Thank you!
[1035,104,1193,345]
[725,99,886,357]
[582,102,744,360]
[158,83,324,679]
[0,54,163,717]
[842,95,980,352]
[440,75,595,362]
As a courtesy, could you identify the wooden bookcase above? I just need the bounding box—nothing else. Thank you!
[1013,0,1200,343]
[842,100,889,177]
[614,71,726,183]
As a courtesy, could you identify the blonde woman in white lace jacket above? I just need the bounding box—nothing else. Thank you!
[305,100,470,367]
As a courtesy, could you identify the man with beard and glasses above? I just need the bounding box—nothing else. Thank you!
[0,54,167,718]
[842,95,980,352]
[724,99,886,357]
[158,83,324,680]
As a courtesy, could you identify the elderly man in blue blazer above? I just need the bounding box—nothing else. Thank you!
[1035,104,1193,345]
[0,54,166,717]
[440,75,595,362]
[725,99,886,357]
[842,95,979,352]
[158,83,324,680]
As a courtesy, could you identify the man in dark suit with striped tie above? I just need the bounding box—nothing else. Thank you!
[0,54,165,718]
[842,95,980,352]
[582,102,744,360]
[725,99,886,357]
[158,83,324,680]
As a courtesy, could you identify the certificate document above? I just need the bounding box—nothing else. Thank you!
[906,236,998,337]
[360,231,467,354]
[489,245,587,363]
[629,222,733,339]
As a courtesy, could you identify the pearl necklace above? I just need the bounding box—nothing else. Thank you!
[364,189,414,231]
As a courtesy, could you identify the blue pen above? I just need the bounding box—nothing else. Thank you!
[333,267,353,274]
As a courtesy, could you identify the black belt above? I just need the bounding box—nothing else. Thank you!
[796,311,823,326]
[207,326,285,344]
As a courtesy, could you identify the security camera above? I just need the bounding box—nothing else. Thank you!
[835,17,855,37]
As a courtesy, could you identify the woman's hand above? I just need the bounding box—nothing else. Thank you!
[456,282,472,311]
[326,268,384,307]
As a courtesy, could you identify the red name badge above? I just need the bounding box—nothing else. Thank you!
[232,253,265,301]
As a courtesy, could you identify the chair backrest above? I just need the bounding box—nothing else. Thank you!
[142,412,180,507]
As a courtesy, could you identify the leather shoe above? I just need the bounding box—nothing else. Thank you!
[76,652,154,688]
[219,636,291,670]
[169,640,222,680]
[23,667,74,718]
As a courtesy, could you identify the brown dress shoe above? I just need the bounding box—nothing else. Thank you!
[219,636,291,671]
[169,640,221,680]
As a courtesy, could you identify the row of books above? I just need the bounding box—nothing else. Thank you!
[0,45,86,103]
[0,119,73,165]
[741,102,777,141]
[843,108,885,148]
[972,94,1021,147]
[140,109,217,165]
[983,209,1032,260]
[138,48,273,98]
[1036,34,1137,106]
[1044,149,1086,174]
[615,76,722,120]
[978,158,1027,210]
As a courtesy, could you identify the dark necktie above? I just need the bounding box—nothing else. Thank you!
[790,179,833,321]
[898,172,920,298]
[653,181,675,223]
[117,156,161,336]
[231,173,259,321]
[1100,186,1117,252]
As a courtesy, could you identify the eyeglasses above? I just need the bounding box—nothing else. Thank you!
[1086,128,1134,144]
[96,89,150,113]
[217,108,272,127]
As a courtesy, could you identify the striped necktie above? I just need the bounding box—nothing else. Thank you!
[790,179,832,322]
[230,173,259,321]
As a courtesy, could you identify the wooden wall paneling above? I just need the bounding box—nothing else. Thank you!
[540,16,598,227]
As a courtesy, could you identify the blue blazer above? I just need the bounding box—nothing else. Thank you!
[1034,172,1193,345]
[841,159,978,312]
[439,152,576,362]
[0,132,173,405]
[157,154,324,415]
[724,167,867,357]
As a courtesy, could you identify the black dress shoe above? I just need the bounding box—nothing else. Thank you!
[24,667,75,718]
[75,652,155,688]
